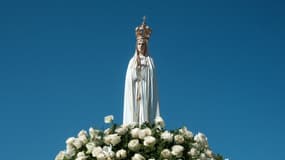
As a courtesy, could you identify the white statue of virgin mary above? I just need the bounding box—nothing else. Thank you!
[123,18,160,125]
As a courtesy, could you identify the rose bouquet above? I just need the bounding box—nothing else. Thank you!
[55,115,223,160]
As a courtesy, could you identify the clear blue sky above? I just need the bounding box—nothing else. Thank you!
[0,0,284,159]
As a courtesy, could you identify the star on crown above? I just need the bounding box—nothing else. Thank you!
[135,16,152,40]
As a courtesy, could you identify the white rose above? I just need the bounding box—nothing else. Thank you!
[200,153,207,160]
[160,149,172,159]
[65,145,76,159]
[138,130,146,139]
[104,115,114,124]
[179,127,193,139]
[86,142,96,154]
[97,153,107,160]
[185,131,193,139]
[66,144,73,150]
[194,132,208,146]
[155,116,165,128]
[73,138,83,149]
[107,152,115,159]
[144,128,152,135]
[205,149,213,158]
[128,139,141,151]
[132,153,145,160]
[104,134,121,146]
[75,151,87,160]
[77,151,85,157]
[115,126,128,135]
[89,127,97,137]
[127,122,138,129]
[174,135,184,144]
[66,137,75,145]
[161,131,173,142]
[92,146,103,157]
[116,149,127,159]
[192,142,201,149]
[78,130,88,138]
[171,145,184,158]
[55,151,65,160]
[103,134,112,144]
[139,128,152,139]
[78,130,88,144]
[78,136,88,144]
[143,136,156,147]
[188,148,199,157]
[104,128,112,135]
[75,156,85,160]
[130,128,140,138]
[102,146,115,158]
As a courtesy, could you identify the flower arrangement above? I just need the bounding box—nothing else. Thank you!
[55,115,223,160]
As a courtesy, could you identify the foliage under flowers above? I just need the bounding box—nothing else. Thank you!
[55,116,223,160]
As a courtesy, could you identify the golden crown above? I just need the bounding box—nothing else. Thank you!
[135,16,152,40]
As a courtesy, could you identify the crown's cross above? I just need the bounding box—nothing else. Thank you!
[142,16,146,24]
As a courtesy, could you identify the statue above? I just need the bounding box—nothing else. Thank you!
[123,17,160,125]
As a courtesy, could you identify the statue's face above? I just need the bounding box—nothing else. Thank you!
[137,39,146,55]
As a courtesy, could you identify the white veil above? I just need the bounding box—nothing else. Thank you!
[123,45,160,125]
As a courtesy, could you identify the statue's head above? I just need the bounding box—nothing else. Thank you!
[136,38,147,55]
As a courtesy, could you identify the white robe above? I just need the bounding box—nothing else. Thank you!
[123,54,160,125]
